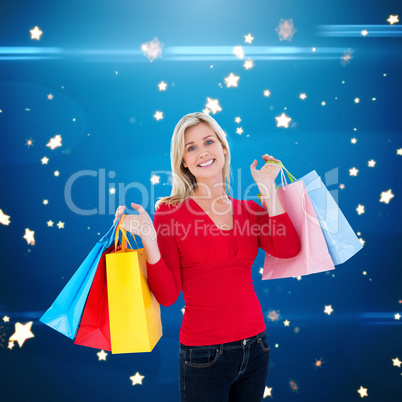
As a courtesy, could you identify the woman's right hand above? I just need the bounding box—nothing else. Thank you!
[113,205,126,224]
[113,203,156,242]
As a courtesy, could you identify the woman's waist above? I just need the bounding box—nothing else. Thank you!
[182,289,263,317]
[181,257,255,287]
[180,329,267,349]
[182,275,258,306]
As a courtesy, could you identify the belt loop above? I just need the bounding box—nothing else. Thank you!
[219,343,223,354]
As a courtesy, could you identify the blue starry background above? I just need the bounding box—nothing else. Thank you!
[0,0,401,400]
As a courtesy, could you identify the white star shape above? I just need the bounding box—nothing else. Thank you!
[150,175,160,185]
[244,33,254,44]
[47,220,54,227]
[349,167,359,176]
[357,386,368,398]
[46,134,62,150]
[283,320,290,326]
[368,160,376,167]
[206,98,222,114]
[299,93,307,100]
[57,221,65,229]
[97,350,108,361]
[130,372,145,386]
[47,94,54,100]
[275,112,291,128]
[236,127,244,135]
[41,157,49,164]
[0,209,11,225]
[380,189,394,204]
[394,313,401,320]
[8,341,14,349]
[3,316,10,322]
[356,204,365,215]
[324,305,333,315]
[224,73,240,88]
[235,117,241,123]
[263,386,272,397]
[43,200,49,205]
[233,46,244,59]
[23,228,35,245]
[54,171,60,177]
[354,97,360,103]
[158,81,167,91]
[387,15,399,25]
[154,111,163,120]
[109,188,116,194]
[30,26,43,40]
[9,321,35,347]
[361,30,368,36]
[243,59,254,69]
[397,148,402,155]
[351,138,357,144]
[392,357,401,367]
[263,90,271,97]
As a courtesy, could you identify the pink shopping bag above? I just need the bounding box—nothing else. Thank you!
[261,166,335,280]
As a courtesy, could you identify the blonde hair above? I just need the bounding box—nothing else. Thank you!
[155,112,232,210]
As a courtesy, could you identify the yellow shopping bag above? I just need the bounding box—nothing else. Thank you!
[105,214,162,353]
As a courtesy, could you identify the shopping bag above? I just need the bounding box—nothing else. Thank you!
[258,164,336,280]
[105,215,162,353]
[280,167,363,265]
[259,161,363,265]
[39,221,118,339]
[74,243,120,351]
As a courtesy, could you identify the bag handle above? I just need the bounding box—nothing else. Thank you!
[266,160,298,185]
[275,161,298,183]
[114,214,140,252]
[257,160,298,203]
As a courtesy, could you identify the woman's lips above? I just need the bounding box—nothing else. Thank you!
[198,158,215,168]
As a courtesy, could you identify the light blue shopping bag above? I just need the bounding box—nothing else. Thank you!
[258,161,363,266]
[40,220,119,339]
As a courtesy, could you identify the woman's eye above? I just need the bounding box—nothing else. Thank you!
[187,140,213,152]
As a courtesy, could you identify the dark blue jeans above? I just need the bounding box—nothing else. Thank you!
[179,329,270,401]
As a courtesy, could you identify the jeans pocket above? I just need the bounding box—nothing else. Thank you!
[185,347,220,368]
[258,333,270,353]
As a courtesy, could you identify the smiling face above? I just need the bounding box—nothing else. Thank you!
[182,122,227,182]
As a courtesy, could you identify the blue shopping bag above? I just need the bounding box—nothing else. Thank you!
[259,161,363,266]
[298,169,363,265]
[40,220,119,339]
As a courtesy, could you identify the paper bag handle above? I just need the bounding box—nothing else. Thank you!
[114,214,140,252]
[257,160,298,203]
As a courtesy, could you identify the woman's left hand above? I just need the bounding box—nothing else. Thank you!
[250,154,282,185]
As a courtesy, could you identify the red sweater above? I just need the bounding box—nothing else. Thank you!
[146,194,301,346]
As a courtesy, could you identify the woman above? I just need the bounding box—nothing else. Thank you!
[114,112,301,401]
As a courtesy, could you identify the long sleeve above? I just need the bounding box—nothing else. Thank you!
[247,200,301,258]
[146,205,182,307]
